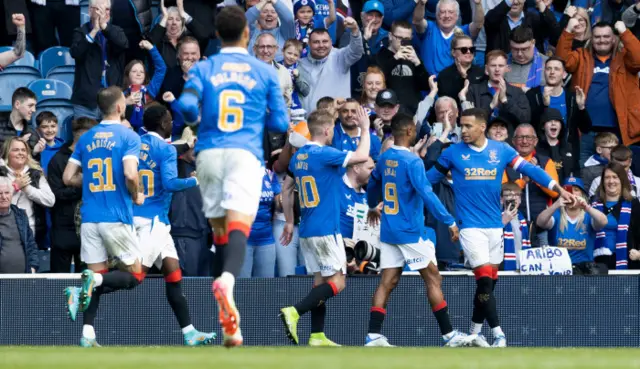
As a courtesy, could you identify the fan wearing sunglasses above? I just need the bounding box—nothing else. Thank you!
[437,34,486,108]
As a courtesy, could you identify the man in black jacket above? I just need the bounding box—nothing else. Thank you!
[47,117,97,273]
[70,0,129,120]
[536,108,575,181]
[0,88,39,153]
[111,0,152,64]
[526,57,590,172]
[374,20,429,115]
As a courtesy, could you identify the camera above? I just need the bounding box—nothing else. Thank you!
[355,240,380,265]
[400,39,412,47]
[505,199,516,210]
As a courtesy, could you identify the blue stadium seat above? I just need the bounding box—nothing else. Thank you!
[0,71,40,111]
[39,47,75,78]
[27,79,72,102]
[47,65,75,87]
[0,47,40,76]
[59,115,74,142]
[34,99,74,134]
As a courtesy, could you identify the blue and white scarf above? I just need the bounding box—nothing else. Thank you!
[508,50,544,89]
[503,212,530,271]
[593,200,631,269]
[294,19,313,58]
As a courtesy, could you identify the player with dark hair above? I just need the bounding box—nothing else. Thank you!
[365,113,473,347]
[426,108,577,347]
[280,108,371,346]
[177,5,289,347]
[134,103,216,345]
[62,86,145,347]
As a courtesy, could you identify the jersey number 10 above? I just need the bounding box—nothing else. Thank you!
[218,90,245,132]
[139,170,155,197]
[88,158,116,193]
[296,176,319,208]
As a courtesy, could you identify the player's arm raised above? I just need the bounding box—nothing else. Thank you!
[346,105,371,166]
[177,64,205,125]
[509,153,577,206]
[161,146,198,192]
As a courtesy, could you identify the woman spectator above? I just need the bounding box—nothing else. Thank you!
[537,176,608,274]
[240,168,281,278]
[122,40,167,134]
[0,137,55,240]
[247,0,296,61]
[591,163,640,270]
[554,6,592,50]
[360,66,386,115]
[149,0,209,68]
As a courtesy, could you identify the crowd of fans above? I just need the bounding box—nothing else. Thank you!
[0,0,640,276]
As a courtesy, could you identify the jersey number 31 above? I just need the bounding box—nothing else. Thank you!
[218,90,245,132]
[88,158,116,192]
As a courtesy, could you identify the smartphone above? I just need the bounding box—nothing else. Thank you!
[505,199,516,210]
[432,122,443,138]
[400,39,412,47]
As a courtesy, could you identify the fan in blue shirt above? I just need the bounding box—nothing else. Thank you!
[280,107,371,347]
[339,159,374,240]
[134,104,215,345]
[426,108,578,348]
[333,99,382,161]
[364,112,471,348]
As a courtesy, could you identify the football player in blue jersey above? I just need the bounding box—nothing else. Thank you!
[133,104,216,345]
[364,113,474,347]
[280,107,371,346]
[62,86,145,347]
[426,108,577,347]
[176,6,289,347]
[339,157,374,243]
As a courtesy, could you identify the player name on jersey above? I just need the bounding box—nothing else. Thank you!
[85,132,116,152]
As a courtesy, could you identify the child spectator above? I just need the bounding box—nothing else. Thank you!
[122,40,167,134]
[35,112,63,176]
[501,182,530,271]
[589,145,640,199]
[582,132,618,192]
[537,177,608,274]
[280,39,310,117]
[293,0,336,57]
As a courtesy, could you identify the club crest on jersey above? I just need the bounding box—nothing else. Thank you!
[488,150,500,165]
[461,154,471,161]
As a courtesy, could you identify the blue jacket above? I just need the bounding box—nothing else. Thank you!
[40,137,65,176]
[0,205,39,273]
[169,158,209,238]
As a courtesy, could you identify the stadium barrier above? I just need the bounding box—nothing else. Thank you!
[0,272,638,347]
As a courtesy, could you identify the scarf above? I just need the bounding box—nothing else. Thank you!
[295,19,314,58]
[282,61,303,110]
[593,200,631,269]
[592,154,609,166]
[508,51,544,89]
[124,85,149,132]
[31,0,80,5]
[92,25,109,88]
[503,212,530,271]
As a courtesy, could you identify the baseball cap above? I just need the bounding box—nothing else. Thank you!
[540,108,564,125]
[375,89,398,107]
[362,0,385,16]
[563,176,586,194]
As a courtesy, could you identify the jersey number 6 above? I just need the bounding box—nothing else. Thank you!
[218,90,245,132]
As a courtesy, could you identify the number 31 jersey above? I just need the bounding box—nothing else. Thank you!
[183,48,289,161]
[69,121,141,225]
[289,143,351,238]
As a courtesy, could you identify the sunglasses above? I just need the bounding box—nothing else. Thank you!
[454,46,476,54]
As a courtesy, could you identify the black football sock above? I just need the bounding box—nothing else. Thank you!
[310,302,326,334]
[224,230,247,277]
[367,307,386,334]
[101,270,139,290]
[432,301,454,336]
[166,281,191,329]
[294,283,337,316]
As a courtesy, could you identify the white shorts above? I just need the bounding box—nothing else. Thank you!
[380,238,437,271]
[459,228,504,269]
[300,234,346,277]
[196,148,264,219]
[81,222,141,266]
[134,216,179,269]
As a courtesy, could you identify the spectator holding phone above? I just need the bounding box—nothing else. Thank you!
[501,182,530,271]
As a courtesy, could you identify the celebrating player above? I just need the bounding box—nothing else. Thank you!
[177,6,289,347]
[134,104,216,345]
[364,113,473,347]
[426,108,577,347]
[280,107,371,346]
[62,86,145,347]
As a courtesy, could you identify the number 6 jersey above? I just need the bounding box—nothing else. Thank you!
[178,48,289,161]
[69,121,141,225]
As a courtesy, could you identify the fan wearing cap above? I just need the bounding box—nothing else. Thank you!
[373,89,400,140]
[334,98,383,161]
[412,0,484,76]
[536,108,575,182]
[537,177,608,273]
[247,0,296,61]
[293,0,336,58]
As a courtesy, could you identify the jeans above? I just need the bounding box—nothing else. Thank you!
[73,104,101,120]
[273,219,304,277]
[579,132,596,168]
[239,243,276,278]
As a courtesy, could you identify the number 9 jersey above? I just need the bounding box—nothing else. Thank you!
[69,121,142,225]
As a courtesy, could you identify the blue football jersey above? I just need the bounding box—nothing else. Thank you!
[178,47,289,160]
[332,123,382,161]
[339,175,367,239]
[134,132,198,224]
[69,121,141,225]
[427,139,556,229]
[249,169,281,246]
[289,143,350,238]
[548,210,596,264]
[367,146,455,245]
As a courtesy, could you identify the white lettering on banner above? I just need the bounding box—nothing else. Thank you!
[593,66,610,74]
[519,246,573,275]
[353,203,380,248]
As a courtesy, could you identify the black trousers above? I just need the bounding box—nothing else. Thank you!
[50,246,84,273]
[29,1,80,55]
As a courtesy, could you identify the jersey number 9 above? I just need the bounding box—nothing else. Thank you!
[218,90,245,132]
[384,183,399,215]
[139,170,154,197]
[296,176,319,208]
[88,158,116,193]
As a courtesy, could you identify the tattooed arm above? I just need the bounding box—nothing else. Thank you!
[0,14,26,68]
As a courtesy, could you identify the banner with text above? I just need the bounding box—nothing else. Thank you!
[519,246,573,275]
